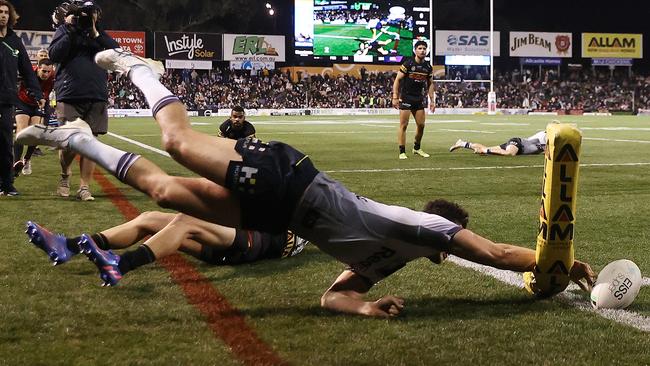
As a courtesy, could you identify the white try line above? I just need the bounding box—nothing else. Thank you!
[448,256,650,333]
[584,137,650,144]
[323,162,650,174]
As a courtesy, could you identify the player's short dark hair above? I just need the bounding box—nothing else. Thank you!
[0,0,20,27]
[231,106,245,114]
[414,40,428,49]
[423,199,469,228]
[38,58,53,67]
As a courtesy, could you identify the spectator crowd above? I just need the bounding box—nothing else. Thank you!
[107,66,650,113]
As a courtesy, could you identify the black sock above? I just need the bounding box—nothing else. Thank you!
[66,236,82,254]
[118,244,156,275]
[399,145,405,154]
[13,143,24,162]
[91,233,111,250]
[24,146,36,160]
[414,142,421,150]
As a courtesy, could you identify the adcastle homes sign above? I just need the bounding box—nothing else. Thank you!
[509,32,572,58]
[154,32,222,60]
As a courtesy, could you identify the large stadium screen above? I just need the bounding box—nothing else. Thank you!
[295,0,430,63]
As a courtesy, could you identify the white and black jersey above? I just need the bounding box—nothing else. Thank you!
[289,173,462,284]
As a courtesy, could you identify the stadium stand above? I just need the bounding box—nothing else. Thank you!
[107,67,647,113]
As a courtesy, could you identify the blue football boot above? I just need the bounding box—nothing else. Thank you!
[25,221,77,265]
[79,234,122,287]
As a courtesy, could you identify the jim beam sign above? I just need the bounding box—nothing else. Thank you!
[509,31,572,58]
[223,34,286,62]
[154,32,222,60]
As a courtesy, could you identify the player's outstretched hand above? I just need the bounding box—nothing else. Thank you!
[570,260,596,292]
[367,295,405,318]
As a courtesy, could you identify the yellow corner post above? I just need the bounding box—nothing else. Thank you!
[524,123,581,297]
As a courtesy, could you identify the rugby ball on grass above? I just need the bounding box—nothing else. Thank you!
[590,259,641,309]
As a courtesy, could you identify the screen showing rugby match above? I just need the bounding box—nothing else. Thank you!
[295,0,430,63]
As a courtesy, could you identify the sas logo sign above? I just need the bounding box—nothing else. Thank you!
[447,34,489,46]
[435,30,500,56]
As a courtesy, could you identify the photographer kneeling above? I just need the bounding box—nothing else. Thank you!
[49,0,119,201]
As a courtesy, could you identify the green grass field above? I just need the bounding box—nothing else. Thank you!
[314,23,412,56]
[1,114,650,365]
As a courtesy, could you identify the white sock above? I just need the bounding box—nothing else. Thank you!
[68,133,140,181]
[129,65,173,109]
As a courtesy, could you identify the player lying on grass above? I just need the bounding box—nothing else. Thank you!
[26,211,307,279]
[17,49,596,316]
[449,130,547,156]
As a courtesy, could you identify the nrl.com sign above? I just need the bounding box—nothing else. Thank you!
[223,34,285,62]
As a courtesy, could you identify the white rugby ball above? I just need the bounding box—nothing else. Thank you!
[590,259,642,309]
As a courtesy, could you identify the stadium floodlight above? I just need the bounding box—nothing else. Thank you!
[269,8,275,16]
[265,2,272,9]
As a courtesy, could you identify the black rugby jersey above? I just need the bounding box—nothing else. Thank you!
[398,57,432,102]
[218,119,256,140]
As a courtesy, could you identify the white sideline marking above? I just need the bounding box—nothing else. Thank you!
[584,137,650,144]
[107,132,170,157]
[439,129,497,134]
[581,127,650,131]
[361,124,394,128]
[251,119,472,125]
[448,256,650,333]
[480,123,529,126]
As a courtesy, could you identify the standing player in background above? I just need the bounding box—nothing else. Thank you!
[392,40,435,160]
[0,0,44,195]
[218,106,256,139]
[13,58,55,176]
[449,130,547,156]
[49,0,119,201]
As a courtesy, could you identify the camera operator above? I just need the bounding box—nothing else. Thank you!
[49,0,118,201]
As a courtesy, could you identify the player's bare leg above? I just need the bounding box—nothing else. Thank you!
[57,149,74,197]
[397,109,410,159]
[411,109,429,157]
[94,49,242,185]
[152,101,242,185]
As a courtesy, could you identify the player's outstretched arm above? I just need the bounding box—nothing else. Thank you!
[449,229,595,291]
[321,270,404,318]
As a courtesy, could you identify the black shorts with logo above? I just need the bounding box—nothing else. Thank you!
[15,100,45,118]
[399,98,427,111]
[199,230,286,265]
[499,137,524,154]
[225,138,319,234]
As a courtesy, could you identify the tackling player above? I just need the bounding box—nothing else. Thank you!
[13,58,55,176]
[26,211,308,276]
[17,49,595,315]
[392,40,435,160]
[218,106,256,139]
[449,130,547,156]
